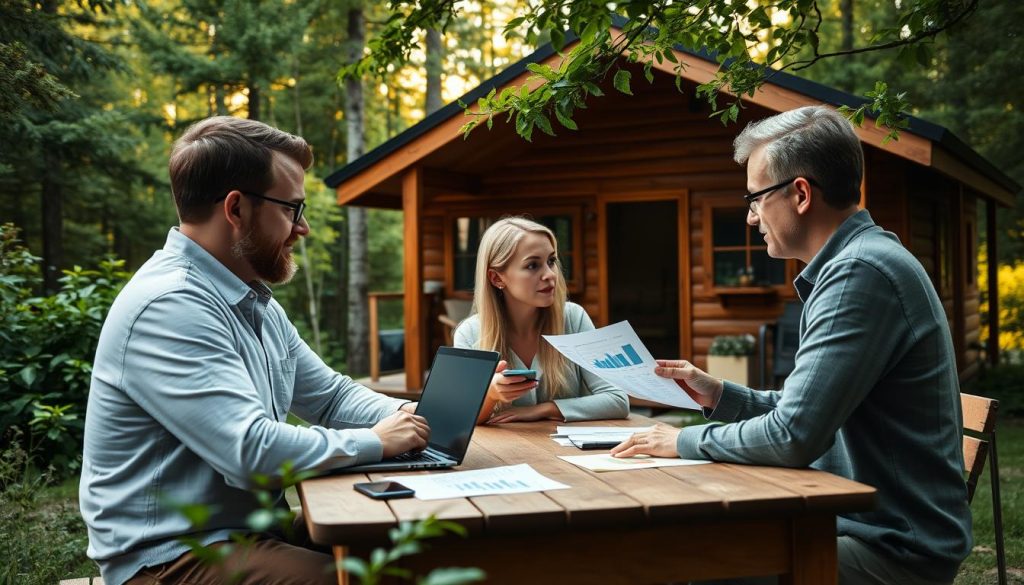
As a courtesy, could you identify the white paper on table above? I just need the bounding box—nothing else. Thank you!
[383,464,570,500]
[550,426,653,446]
[558,454,712,472]
[554,425,654,436]
[543,321,701,410]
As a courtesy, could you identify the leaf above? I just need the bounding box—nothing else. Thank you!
[555,107,578,130]
[18,366,37,388]
[534,114,556,137]
[583,81,604,97]
[419,568,487,585]
[613,70,633,95]
[246,509,275,532]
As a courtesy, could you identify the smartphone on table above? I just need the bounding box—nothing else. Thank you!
[502,369,537,381]
[353,481,415,500]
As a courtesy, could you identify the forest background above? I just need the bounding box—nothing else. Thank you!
[1,0,1023,582]
[1,0,1023,459]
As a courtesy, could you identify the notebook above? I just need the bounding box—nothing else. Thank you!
[342,346,499,473]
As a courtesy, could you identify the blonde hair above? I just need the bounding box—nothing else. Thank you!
[473,217,570,398]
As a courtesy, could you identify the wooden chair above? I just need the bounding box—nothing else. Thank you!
[961,392,1006,585]
[438,299,473,346]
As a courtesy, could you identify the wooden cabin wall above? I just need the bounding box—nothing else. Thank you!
[410,88,983,382]
[904,162,981,379]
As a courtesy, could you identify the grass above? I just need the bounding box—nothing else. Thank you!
[4,417,1021,583]
[956,416,1024,584]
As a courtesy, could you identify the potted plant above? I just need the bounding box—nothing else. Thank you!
[707,334,756,386]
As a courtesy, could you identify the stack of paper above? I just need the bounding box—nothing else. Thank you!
[551,425,652,448]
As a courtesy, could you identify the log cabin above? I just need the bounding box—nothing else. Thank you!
[324,27,1019,396]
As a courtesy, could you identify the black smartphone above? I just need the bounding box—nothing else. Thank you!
[353,481,415,500]
[502,368,538,381]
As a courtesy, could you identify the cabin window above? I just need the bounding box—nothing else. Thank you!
[451,210,581,293]
[704,201,788,289]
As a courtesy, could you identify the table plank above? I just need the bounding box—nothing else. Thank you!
[458,442,568,532]
[396,519,794,585]
[471,424,646,528]
[366,468,486,535]
[298,473,397,544]
[724,464,877,513]
[494,419,732,521]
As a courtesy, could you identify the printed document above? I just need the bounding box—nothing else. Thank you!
[559,454,711,472]
[384,464,570,500]
[550,425,653,447]
[543,321,701,409]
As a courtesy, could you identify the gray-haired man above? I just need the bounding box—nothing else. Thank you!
[613,106,971,584]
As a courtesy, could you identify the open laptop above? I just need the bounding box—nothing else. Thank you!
[342,346,499,473]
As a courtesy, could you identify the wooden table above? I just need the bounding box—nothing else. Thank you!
[299,416,876,585]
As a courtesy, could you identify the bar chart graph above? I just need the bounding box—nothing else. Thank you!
[593,344,644,369]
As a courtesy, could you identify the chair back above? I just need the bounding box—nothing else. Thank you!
[961,392,998,503]
[959,391,1006,584]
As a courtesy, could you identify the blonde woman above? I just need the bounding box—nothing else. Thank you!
[454,217,630,424]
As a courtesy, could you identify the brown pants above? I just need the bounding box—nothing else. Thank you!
[125,513,335,585]
[124,537,335,585]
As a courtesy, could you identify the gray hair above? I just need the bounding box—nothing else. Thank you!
[733,105,864,208]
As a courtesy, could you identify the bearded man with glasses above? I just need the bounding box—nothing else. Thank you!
[613,106,971,585]
[80,117,430,585]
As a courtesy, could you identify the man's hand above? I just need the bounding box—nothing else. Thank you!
[486,402,562,424]
[371,411,429,458]
[398,401,417,414]
[487,360,537,404]
[610,425,682,459]
[654,359,724,409]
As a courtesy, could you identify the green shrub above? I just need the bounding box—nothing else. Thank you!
[970,362,1024,417]
[0,223,129,475]
[709,334,756,356]
[0,429,93,585]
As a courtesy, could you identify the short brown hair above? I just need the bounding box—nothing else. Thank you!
[169,116,313,223]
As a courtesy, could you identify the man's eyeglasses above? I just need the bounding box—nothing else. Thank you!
[743,177,818,214]
[216,191,306,224]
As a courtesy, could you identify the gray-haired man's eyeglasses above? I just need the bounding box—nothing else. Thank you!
[743,177,818,214]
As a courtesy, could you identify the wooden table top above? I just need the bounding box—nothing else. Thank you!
[299,415,876,546]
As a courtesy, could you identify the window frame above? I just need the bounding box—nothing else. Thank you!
[444,205,584,298]
[701,195,795,295]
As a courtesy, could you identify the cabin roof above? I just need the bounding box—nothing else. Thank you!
[324,24,1020,202]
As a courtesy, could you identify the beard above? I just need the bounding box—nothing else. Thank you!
[232,225,298,285]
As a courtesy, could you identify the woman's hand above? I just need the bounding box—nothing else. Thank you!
[488,360,538,404]
[486,402,562,424]
[654,359,724,409]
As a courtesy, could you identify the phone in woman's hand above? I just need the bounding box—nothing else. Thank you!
[502,369,537,381]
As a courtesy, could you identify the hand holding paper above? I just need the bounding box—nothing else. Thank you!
[542,321,701,410]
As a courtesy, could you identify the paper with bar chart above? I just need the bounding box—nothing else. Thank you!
[383,464,570,500]
[543,321,701,410]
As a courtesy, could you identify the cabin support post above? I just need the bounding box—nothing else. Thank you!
[402,167,424,391]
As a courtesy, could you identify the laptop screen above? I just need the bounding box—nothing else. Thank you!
[416,347,498,460]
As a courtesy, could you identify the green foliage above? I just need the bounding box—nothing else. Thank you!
[350,0,977,142]
[709,334,756,357]
[970,363,1024,417]
[340,516,484,585]
[0,224,129,475]
[0,429,94,585]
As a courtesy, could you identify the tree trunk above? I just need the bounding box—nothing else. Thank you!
[425,28,444,115]
[345,7,370,376]
[840,0,854,52]
[40,149,63,292]
[248,81,260,120]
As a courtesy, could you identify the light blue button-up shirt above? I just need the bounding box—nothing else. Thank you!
[80,228,406,585]
[677,210,971,581]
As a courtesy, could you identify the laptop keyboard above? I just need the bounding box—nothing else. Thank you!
[392,449,448,463]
